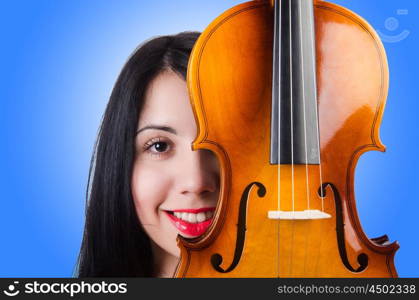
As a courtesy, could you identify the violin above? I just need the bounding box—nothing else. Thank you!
[176,0,398,277]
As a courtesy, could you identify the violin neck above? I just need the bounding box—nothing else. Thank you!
[270,0,320,165]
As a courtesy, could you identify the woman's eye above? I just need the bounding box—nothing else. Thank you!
[142,137,172,158]
[151,142,168,153]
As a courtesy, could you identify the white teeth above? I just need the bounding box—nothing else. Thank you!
[172,211,214,223]
[181,212,188,221]
[196,212,206,222]
[188,213,197,223]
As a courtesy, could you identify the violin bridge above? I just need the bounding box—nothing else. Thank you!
[268,210,331,220]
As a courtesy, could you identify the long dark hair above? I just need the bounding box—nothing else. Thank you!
[76,32,200,277]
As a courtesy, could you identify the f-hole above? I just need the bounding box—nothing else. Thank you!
[211,182,266,273]
[319,182,368,273]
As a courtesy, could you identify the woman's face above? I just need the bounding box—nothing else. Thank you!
[132,70,220,260]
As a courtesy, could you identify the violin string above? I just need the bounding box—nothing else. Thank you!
[276,0,281,278]
[289,0,296,276]
[308,0,324,208]
[298,0,311,276]
[308,0,325,277]
[289,0,294,216]
[299,0,311,212]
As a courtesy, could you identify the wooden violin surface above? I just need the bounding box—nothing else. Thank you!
[176,0,398,277]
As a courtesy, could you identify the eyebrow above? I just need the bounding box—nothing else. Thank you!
[136,125,177,136]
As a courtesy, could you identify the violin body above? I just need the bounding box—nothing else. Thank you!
[176,0,398,277]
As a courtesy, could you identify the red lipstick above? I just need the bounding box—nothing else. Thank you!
[165,208,215,237]
[171,207,214,213]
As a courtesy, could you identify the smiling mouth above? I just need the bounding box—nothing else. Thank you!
[164,208,215,237]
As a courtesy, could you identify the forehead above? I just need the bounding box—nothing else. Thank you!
[138,70,196,133]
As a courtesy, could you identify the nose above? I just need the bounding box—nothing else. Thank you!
[177,148,219,197]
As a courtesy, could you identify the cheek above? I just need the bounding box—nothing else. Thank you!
[131,162,170,224]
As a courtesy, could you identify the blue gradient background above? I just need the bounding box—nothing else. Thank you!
[0,0,417,277]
